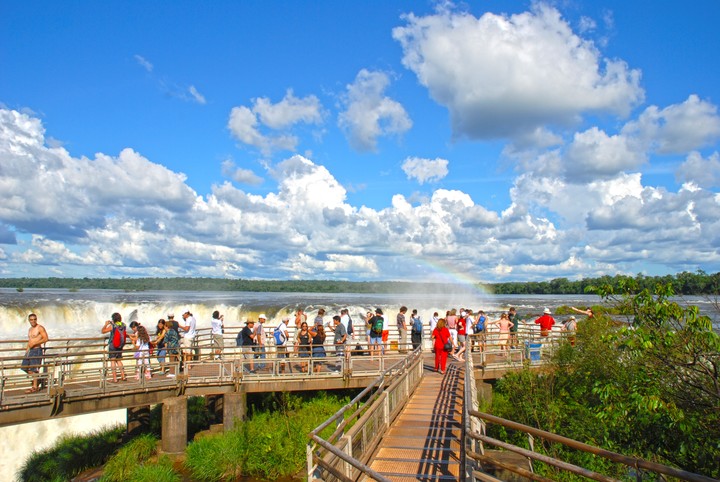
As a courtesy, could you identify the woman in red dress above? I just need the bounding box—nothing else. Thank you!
[431,318,451,374]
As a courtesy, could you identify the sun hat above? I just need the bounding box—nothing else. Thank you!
[543,308,551,314]
[259,314,267,319]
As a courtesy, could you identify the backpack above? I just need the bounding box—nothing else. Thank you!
[273,326,286,345]
[110,322,127,349]
[412,317,423,335]
[475,316,486,333]
[372,316,384,335]
[235,330,244,347]
[347,316,354,335]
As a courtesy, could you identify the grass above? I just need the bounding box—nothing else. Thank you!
[185,392,347,481]
[101,433,158,482]
[19,425,124,482]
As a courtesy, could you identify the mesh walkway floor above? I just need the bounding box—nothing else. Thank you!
[366,362,465,481]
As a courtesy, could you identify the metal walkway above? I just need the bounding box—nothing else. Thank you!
[367,363,464,481]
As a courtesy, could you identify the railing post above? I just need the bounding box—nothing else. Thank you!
[342,434,353,479]
[527,433,535,473]
[307,439,315,480]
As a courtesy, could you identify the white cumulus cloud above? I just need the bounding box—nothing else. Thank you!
[393,2,643,141]
[401,157,449,184]
[338,69,412,152]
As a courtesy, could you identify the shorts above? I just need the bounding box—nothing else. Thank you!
[312,346,326,358]
[369,334,382,345]
[276,345,289,358]
[381,330,389,342]
[212,334,224,349]
[22,347,44,373]
[242,346,254,359]
[108,347,123,360]
[181,336,196,352]
[458,334,466,343]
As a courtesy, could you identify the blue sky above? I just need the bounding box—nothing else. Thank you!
[1,1,720,283]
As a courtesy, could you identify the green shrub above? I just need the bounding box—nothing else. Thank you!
[101,434,158,482]
[185,392,346,481]
[19,425,124,482]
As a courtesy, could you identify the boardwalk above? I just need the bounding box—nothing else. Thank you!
[367,362,464,481]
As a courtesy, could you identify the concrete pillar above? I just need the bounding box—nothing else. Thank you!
[205,394,224,425]
[478,381,493,406]
[161,396,187,454]
[223,391,247,431]
[126,405,151,439]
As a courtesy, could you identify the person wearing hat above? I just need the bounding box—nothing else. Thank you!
[276,316,291,373]
[563,315,577,346]
[254,314,267,370]
[239,320,257,372]
[534,308,556,337]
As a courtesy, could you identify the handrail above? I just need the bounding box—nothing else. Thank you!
[307,348,424,481]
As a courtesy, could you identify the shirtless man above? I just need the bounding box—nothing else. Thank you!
[22,313,49,393]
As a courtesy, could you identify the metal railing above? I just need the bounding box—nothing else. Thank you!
[0,330,419,415]
[307,348,424,482]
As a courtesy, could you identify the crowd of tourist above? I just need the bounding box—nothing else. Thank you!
[17,304,584,388]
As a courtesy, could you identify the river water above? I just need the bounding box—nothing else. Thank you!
[1,288,716,480]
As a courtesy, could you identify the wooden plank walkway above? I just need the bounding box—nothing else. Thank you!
[367,362,465,481]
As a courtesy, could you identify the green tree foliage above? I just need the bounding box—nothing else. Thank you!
[2,270,719,294]
[490,283,720,478]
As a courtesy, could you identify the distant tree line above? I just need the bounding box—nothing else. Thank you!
[490,270,720,295]
[1,270,718,295]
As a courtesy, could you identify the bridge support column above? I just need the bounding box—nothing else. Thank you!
[126,405,151,439]
[478,381,493,405]
[161,396,187,454]
[223,390,247,431]
[206,394,224,424]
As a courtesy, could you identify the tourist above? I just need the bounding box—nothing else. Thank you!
[508,307,521,348]
[153,319,168,373]
[22,313,48,393]
[102,313,128,383]
[534,308,556,337]
[254,314,267,370]
[410,309,423,351]
[129,321,152,380]
[294,308,307,330]
[563,316,577,346]
[239,320,257,373]
[446,308,458,348]
[570,306,594,318]
[368,308,384,357]
[211,311,224,359]
[397,306,408,353]
[275,316,291,373]
[164,313,181,367]
[453,309,472,361]
[488,313,514,351]
[429,312,439,352]
[314,308,325,327]
[309,323,326,373]
[332,315,347,372]
[295,321,311,372]
[380,308,390,354]
[431,318,451,374]
[180,310,198,362]
[365,310,374,352]
[475,310,487,352]
[340,308,354,342]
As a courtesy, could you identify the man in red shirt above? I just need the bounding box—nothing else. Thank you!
[534,308,555,336]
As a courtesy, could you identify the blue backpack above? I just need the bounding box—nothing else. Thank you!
[475,316,486,333]
[412,317,423,334]
[273,327,286,345]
